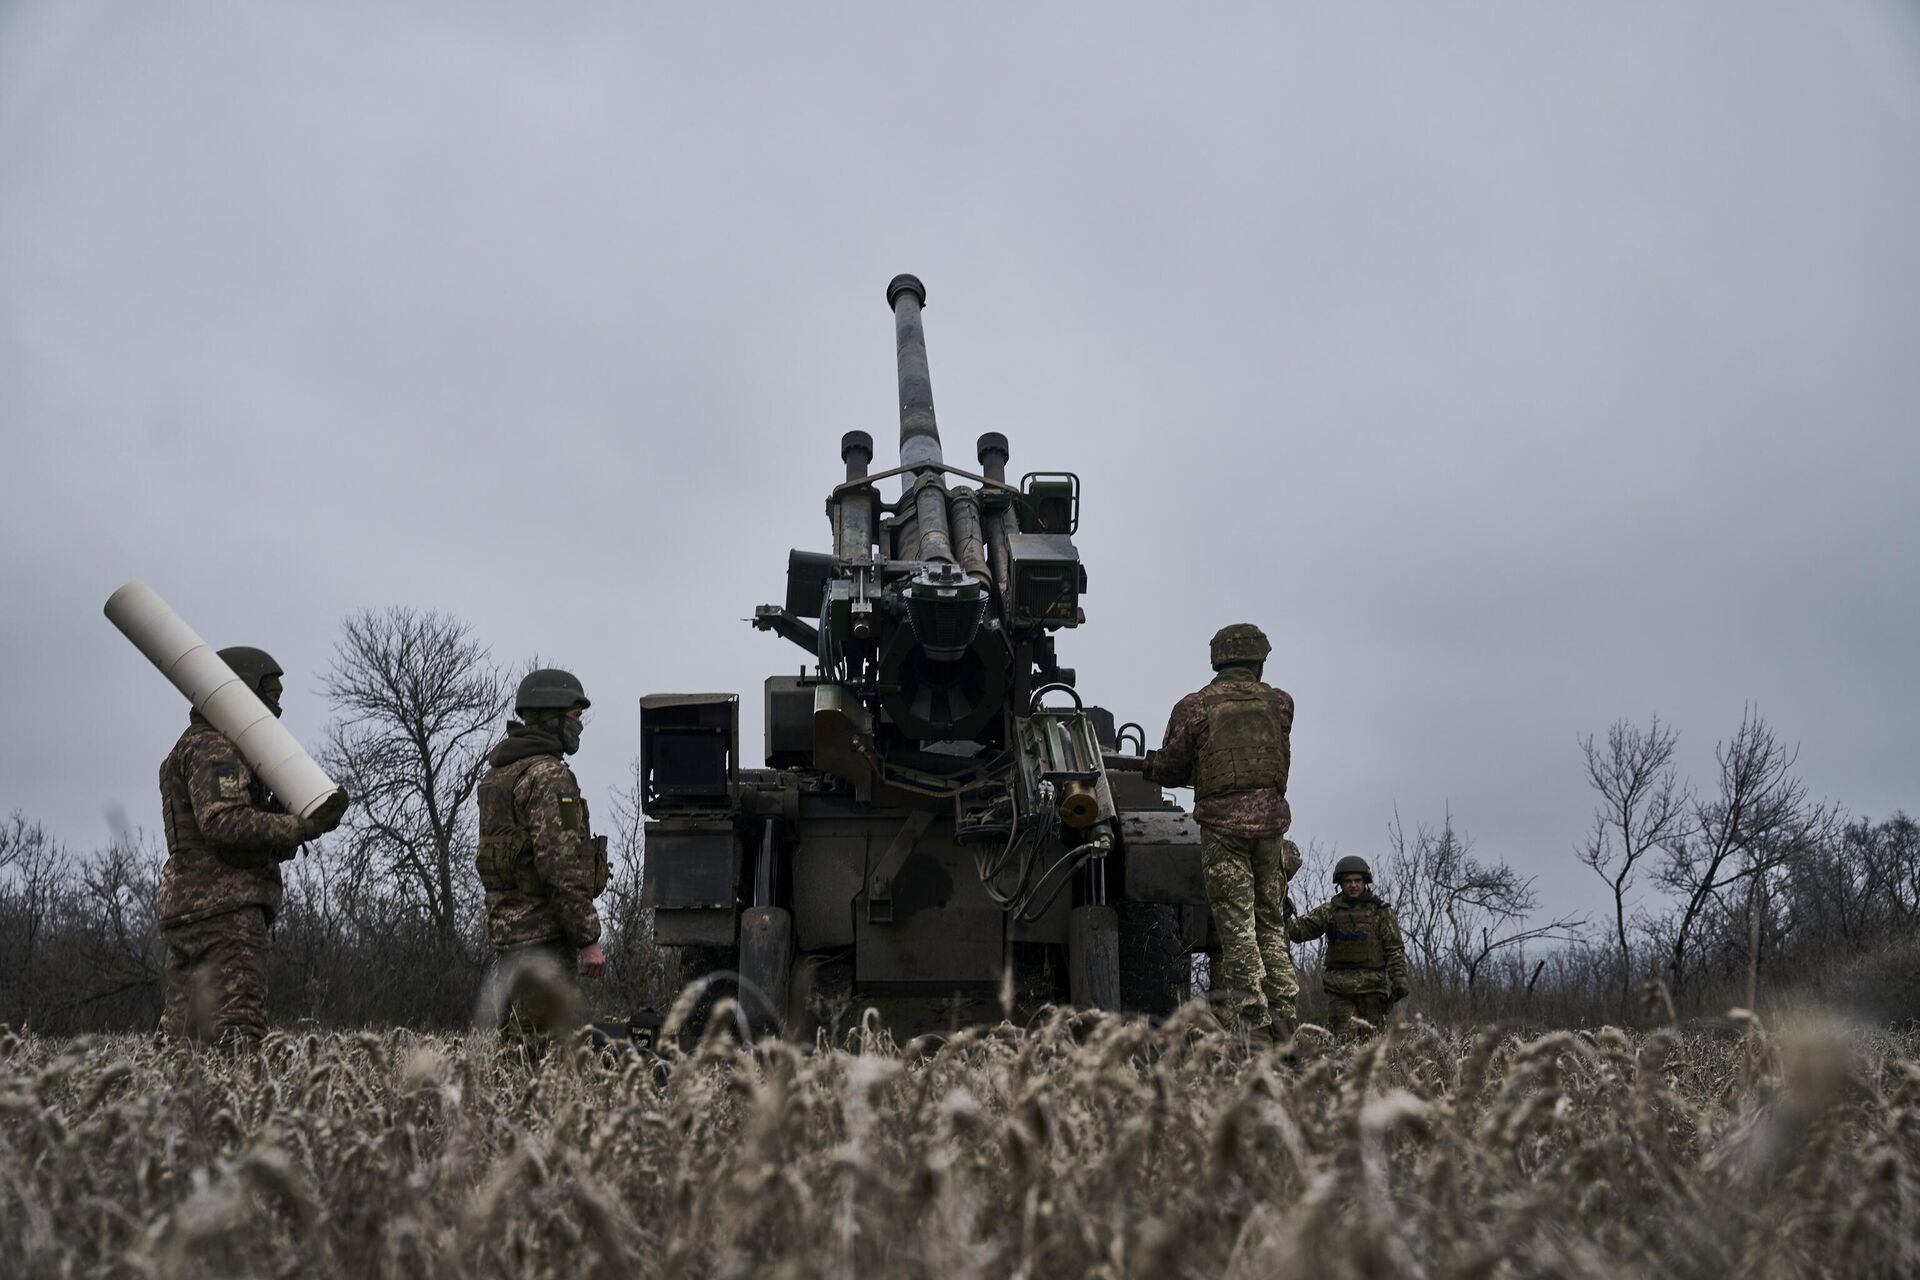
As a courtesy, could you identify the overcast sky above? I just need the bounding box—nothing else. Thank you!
[2,2,1916,925]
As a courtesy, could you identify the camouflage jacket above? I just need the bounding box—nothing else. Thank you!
[475,723,607,951]
[1148,665,1294,837]
[1288,891,1410,995]
[157,719,305,928]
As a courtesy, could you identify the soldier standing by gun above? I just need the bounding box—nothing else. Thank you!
[157,646,344,1049]
[475,669,610,1055]
[1288,855,1410,1035]
[1144,624,1299,1042]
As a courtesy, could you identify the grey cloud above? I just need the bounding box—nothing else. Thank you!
[2,1,1916,924]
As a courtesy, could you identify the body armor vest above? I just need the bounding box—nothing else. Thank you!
[476,756,546,895]
[160,756,189,857]
[1326,903,1388,969]
[590,833,610,895]
[161,730,276,871]
[475,756,612,897]
[1193,680,1291,801]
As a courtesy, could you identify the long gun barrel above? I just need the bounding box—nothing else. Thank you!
[888,273,942,473]
[886,273,953,563]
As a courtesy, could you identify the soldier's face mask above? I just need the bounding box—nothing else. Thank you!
[560,710,584,755]
[257,675,284,718]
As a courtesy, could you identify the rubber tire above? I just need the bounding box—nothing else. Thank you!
[1117,901,1189,1016]
[667,943,741,1045]
[792,951,854,1044]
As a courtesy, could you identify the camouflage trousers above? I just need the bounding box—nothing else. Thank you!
[1201,829,1297,1033]
[493,939,583,1060]
[160,906,270,1048]
[1325,990,1394,1036]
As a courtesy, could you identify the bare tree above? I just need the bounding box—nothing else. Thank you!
[1657,706,1828,996]
[1290,837,1339,907]
[1850,813,1920,931]
[320,608,509,946]
[598,755,673,1010]
[606,754,648,873]
[64,835,164,1020]
[1783,812,1920,1000]
[1385,806,1583,996]
[0,812,68,1024]
[1577,717,1690,1005]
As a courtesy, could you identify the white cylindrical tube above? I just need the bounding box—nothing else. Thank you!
[105,580,345,821]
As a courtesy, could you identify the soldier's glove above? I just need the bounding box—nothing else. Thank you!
[1140,750,1158,782]
[299,802,347,843]
[296,817,332,843]
[1390,985,1409,1005]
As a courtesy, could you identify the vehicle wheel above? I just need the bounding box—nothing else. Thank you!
[1117,901,1189,1015]
[1011,941,1069,1020]
[666,943,742,1045]
[792,951,854,1044]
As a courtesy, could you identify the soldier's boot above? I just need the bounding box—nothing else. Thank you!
[1267,1010,1300,1064]
[1236,998,1275,1044]
[1216,1000,1270,1061]
[1209,996,1251,1038]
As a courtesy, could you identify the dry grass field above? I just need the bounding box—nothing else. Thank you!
[1,1005,1915,1279]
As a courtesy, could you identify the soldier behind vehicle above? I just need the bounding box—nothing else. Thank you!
[475,668,610,1057]
[1144,623,1299,1042]
[1287,855,1410,1035]
[157,646,345,1049]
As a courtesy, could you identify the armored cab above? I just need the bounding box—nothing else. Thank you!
[641,275,1208,1034]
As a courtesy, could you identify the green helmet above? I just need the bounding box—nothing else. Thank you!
[1333,855,1373,885]
[216,646,283,696]
[1209,623,1271,667]
[515,668,590,714]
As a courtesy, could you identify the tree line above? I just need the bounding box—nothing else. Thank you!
[1291,710,1916,1025]
[1,607,1912,1033]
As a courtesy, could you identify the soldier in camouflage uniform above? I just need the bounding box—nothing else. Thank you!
[475,668,610,1052]
[1288,855,1410,1035]
[157,646,344,1048]
[1144,624,1299,1040]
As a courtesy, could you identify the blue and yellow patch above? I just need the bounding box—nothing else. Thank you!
[211,760,246,800]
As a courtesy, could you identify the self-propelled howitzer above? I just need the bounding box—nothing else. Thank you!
[639,275,1208,1035]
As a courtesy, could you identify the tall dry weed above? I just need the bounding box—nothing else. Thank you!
[0,1006,1913,1278]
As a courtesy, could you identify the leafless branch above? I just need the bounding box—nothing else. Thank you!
[318,607,509,946]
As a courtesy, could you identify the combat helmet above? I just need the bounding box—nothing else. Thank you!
[1333,855,1373,885]
[217,646,283,694]
[1209,623,1271,668]
[515,668,590,715]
